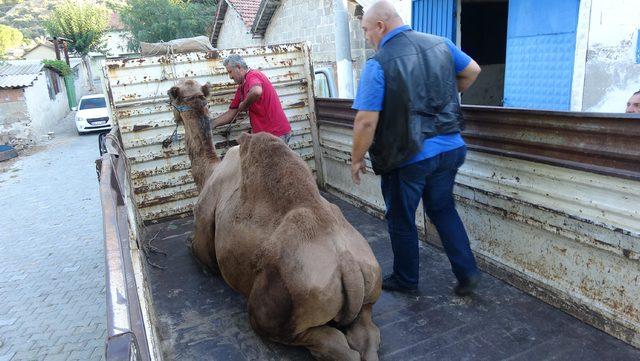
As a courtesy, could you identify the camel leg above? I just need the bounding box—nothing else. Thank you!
[293,326,361,361]
[189,216,219,274]
[248,270,359,361]
[345,304,380,361]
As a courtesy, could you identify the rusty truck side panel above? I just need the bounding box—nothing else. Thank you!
[103,43,321,223]
[315,98,640,348]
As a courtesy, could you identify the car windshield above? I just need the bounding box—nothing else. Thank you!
[79,97,106,110]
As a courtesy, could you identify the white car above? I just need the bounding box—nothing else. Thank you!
[74,94,113,134]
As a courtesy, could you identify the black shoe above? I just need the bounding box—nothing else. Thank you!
[454,273,480,296]
[382,274,418,295]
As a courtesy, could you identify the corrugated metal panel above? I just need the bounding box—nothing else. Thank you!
[503,0,579,110]
[411,0,456,41]
[0,61,44,88]
[315,98,640,347]
[104,43,319,222]
[462,106,640,181]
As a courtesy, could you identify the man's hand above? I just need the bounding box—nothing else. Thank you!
[351,158,367,185]
[211,108,239,128]
[350,110,379,185]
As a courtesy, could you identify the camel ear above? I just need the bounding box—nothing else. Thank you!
[238,132,252,145]
[168,86,180,100]
[201,83,210,97]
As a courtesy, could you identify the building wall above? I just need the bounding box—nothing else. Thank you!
[0,88,31,146]
[23,46,57,61]
[216,0,370,95]
[582,0,640,112]
[24,72,69,139]
[104,30,133,57]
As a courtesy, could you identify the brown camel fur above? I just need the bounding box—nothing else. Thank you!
[168,79,382,361]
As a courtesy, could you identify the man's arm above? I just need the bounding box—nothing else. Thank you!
[212,107,240,128]
[456,59,481,93]
[238,85,262,112]
[351,110,379,185]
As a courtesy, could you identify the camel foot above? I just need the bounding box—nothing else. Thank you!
[294,325,360,361]
[345,304,380,361]
[186,234,220,275]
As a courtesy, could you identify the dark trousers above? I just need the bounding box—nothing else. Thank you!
[380,146,478,288]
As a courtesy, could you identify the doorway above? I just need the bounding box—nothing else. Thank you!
[459,0,509,106]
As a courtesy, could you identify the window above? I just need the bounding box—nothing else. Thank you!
[45,70,62,100]
[79,97,107,110]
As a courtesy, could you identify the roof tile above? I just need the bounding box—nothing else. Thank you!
[227,0,261,28]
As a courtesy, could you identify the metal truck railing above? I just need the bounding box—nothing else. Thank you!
[98,133,152,361]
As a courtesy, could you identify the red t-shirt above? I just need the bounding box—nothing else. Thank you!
[230,70,291,136]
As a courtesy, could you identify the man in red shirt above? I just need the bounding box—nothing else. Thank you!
[212,54,292,143]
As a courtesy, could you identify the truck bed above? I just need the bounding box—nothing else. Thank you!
[144,192,640,361]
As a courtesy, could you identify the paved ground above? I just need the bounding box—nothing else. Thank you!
[0,112,106,361]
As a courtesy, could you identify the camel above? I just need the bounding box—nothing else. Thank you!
[167,79,382,361]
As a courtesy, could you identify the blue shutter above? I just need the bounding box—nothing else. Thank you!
[412,0,456,42]
[503,0,579,110]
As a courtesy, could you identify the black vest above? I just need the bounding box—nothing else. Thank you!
[369,30,464,174]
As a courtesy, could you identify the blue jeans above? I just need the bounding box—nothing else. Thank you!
[380,146,478,288]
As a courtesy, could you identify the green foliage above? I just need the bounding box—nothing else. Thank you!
[43,0,109,56]
[42,59,72,76]
[0,24,23,56]
[0,0,66,39]
[118,0,216,51]
[0,0,23,13]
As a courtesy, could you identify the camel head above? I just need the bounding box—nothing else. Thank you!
[167,79,211,125]
[166,79,214,149]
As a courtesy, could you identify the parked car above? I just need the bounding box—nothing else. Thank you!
[74,94,112,134]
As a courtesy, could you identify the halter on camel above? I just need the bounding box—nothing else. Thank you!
[162,100,244,149]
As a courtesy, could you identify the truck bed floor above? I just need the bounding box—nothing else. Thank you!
[144,192,640,360]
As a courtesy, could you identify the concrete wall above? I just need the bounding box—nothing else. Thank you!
[24,71,69,140]
[23,46,57,61]
[582,0,640,112]
[216,0,370,93]
[104,30,133,57]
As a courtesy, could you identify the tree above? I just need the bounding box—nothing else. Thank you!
[118,0,216,51]
[44,0,109,90]
[0,24,23,58]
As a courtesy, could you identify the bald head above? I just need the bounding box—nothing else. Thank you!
[362,0,405,49]
[364,0,403,24]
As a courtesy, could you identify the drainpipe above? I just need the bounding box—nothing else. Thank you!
[333,0,354,98]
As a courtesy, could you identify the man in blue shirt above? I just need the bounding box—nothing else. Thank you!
[351,0,482,296]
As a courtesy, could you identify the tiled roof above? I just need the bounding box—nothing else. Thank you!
[227,0,261,28]
[0,60,44,89]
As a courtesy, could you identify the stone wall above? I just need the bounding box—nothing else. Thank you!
[0,88,31,147]
[217,0,371,94]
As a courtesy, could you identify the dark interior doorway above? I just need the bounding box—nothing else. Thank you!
[460,0,509,106]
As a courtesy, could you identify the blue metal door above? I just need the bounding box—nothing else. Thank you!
[412,0,457,42]
[503,0,580,110]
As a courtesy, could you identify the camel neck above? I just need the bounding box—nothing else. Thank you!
[181,112,219,190]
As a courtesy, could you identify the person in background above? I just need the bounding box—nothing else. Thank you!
[350,0,482,296]
[212,54,292,143]
[626,90,640,113]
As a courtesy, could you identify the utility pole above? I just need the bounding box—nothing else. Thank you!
[333,0,355,98]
